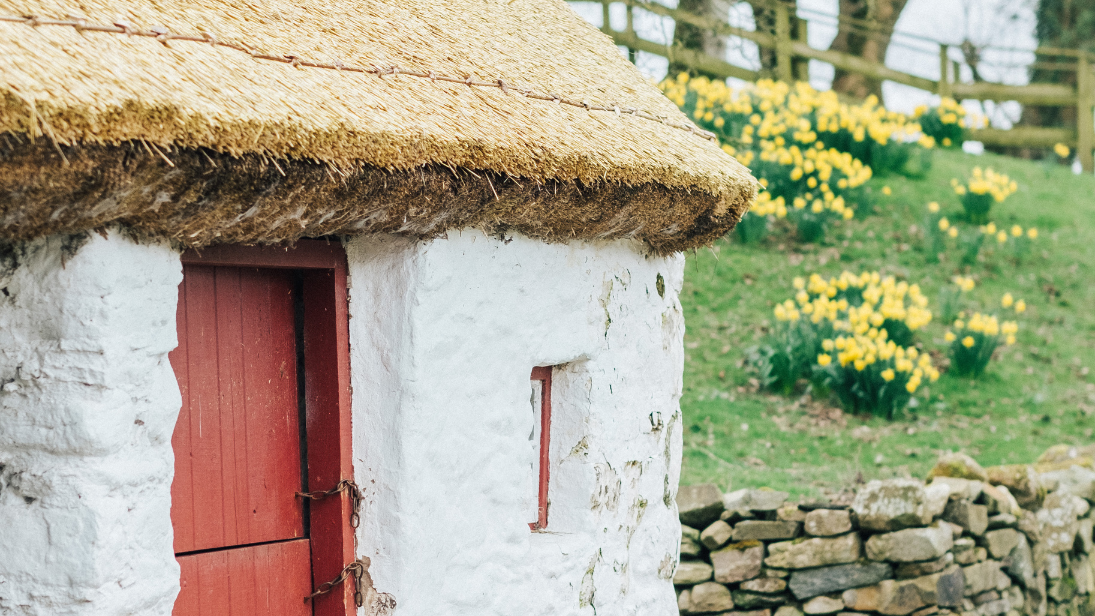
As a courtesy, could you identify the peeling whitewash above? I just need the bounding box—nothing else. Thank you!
[347,230,685,616]
[0,228,685,616]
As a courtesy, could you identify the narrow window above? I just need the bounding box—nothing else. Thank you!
[529,366,552,531]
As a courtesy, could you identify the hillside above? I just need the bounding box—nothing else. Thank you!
[680,148,1095,496]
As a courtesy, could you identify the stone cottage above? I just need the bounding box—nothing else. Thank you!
[0,1,755,615]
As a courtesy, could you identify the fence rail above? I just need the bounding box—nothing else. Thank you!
[588,0,1095,171]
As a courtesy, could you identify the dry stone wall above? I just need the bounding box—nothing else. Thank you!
[675,448,1095,616]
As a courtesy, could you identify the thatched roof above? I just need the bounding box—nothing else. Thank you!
[0,0,755,253]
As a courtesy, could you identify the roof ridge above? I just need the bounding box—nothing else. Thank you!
[0,13,716,142]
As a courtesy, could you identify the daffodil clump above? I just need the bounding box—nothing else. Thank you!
[816,330,940,419]
[952,167,1018,223]
[982,222,1039,264]
[923,202,1038,266]
[750,271,937,418]
[923,201,951,262]
[951,222,1040,266]
[944,296,1024,376]
[939,275,976,322]
[750,144,860,242]
[914,98,986,148]
[799,271,933,345]
[659,75,932,242]
[738,182,788,243]
[659,77,928,166]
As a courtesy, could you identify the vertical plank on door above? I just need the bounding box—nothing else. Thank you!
[236,268,302,544]
[214,267,244,548]
[172,265,227,553]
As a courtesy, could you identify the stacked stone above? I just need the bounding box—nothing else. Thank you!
[674,450,1095,616]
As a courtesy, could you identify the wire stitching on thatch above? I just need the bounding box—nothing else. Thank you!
[0,14,717,142]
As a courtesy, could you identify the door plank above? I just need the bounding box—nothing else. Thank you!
[237,269,302,543]
[175,539,313,616]
[173,266,228,553]
[169,277,195,552]
[214,267,244,547]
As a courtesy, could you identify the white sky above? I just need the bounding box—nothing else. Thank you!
[568,0,1038,127]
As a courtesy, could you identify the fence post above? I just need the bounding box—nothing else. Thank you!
[1078,53,1094,173]
[775,4,793,83]
[938,45,951,98]
[794,17,810,82]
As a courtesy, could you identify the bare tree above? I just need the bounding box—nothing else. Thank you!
[828,0,911,99]
[1020,0,1095,145]
[670,0,732,77]
[951,0,1033,84]
[668,0,806,82]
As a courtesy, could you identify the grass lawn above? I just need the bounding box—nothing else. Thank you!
[679,147,1095,498]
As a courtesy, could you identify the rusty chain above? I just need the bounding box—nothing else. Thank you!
[0,14,717,141]
[305,558,368,607]
[297,478,362,528]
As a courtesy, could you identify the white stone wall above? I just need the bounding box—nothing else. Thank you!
[0,231,182,615]
[347,231,686,616]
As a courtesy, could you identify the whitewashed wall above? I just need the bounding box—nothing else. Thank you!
[347,231,686,616]
[0,229,685,616]
[0,231,182,615]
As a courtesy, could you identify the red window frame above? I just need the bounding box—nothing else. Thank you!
[529,366,552,531]
[180,240,355,616]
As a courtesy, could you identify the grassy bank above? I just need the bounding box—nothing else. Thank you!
[680,148,1095,497]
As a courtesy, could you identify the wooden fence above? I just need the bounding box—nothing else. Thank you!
[588,0,1095,171]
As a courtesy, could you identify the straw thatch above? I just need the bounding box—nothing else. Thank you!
[0,0,755,252]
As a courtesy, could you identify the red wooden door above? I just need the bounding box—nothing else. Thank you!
[170,265,312,616]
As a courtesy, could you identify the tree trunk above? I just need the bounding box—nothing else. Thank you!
[747,2,804,80]
[1020,0,1095,131]
[827,0,910,99]
[670,0,731,78]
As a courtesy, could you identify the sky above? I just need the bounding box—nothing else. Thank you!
[568,0,1038,127]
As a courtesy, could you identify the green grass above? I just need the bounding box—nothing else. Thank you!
[680,148,1095,498]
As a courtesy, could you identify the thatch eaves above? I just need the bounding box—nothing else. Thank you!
[0,0,756,253]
